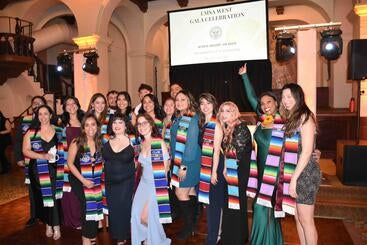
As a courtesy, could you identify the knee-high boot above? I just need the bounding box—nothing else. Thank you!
[177,200,194,240]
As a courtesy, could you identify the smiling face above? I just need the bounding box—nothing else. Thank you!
[175,93,189,113]
[136,116,151,137]
[38,107,51,125]
[170,84,182,99]
[142,96,154,114]
[139,88,151,100]
[281,88,296,111]
[107,93,117,107]
[112,118,126,135]
[92,96,106,114]
[260,95,278,115]
[31,98,45,111]
[117,94,129,111]
[65,98,78,115]
[163,99,175,117]
[219,104,235,124]
[84,116,98,138]
[200,98,214,116]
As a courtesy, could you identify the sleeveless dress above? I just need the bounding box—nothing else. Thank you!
[131,153,171,245]
[103,143,135,242]
[241,73,283,245]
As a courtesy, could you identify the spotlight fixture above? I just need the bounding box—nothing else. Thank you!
[82,51,99,75]
[275,32,296,62]
[56,52,72,76]
[320,29,343,60]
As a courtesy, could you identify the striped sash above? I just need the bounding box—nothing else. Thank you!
[154,119,164,136]
[100,114,110,214]
[198,117,216,204]
[22,114,33,184]
[163,120,172,147]
[225,148,240,209]
[54,126,66,199]
[246,144,258,198]
[151,139,172,223]
[80,146,104,221]
[281,133,300,215]
[62,127,71,192]
[171,112,194,188]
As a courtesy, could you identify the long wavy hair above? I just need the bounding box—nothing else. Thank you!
[74,112,102,153]
[87,93,108,122]
[116,91,132,116]
[135,113,161,140]
[217,101,241,151]
[198,92,218,129]
[279,83,316,137]
[174,90,198,117]
[60,96,85,127]
[138,94,165,121]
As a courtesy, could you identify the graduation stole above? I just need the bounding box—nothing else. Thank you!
[29,127,65,207]
[154,118,164,136]
[198,116,216,204]
[171,112,195,188]
[151,138,172,223]
[22,114,33,184]
[225,147,240,210]
[80,145,104,221]
[281,132,300,216]
[62,127,71,192]
[163,120,172,147]
[100,114,110,214]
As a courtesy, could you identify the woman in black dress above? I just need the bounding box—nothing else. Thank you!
[22,105,63,240]
[103,112,135,245]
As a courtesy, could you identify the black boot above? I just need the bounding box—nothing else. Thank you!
[189,195,199,233]
[177,200,194,240]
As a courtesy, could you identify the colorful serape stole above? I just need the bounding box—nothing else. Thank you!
[22,114,33,184]
[163,120,172,147]
[198,117,216,204]
[256,122,285,209]
[29,129,54,207]
[154,119,164,136]
[246,143,258,198]
[101,114,110,144]
[282,132,300,216]
[225,148,240,210]
[54,126,65,199]
[62,127,71,192]
[171,112,194,188]
[80,145,104,221]
[151,138,172,223]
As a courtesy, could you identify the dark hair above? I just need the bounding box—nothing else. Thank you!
[60,96,85,127]
[31,95,47,106]
[106,90,118,97]
[169,82,183,88]
[87,93,108,122]
[135,113,161,140]
[108,112,135,136]
[74,112,102,153]
[258,91,279,114]
[174,90,198,117]
[279,83,317,137]
[138,94,165,120]
[31,104,57,131]
[138,83,153,93]
[198,93,218,128]
[116,91,132,116]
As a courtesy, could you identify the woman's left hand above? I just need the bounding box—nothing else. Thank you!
[211,172,218,185]
[289,177,298,198]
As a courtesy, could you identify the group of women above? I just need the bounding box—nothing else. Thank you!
[21,64,321,245]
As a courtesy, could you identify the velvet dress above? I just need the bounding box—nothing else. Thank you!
[242,74,283,245]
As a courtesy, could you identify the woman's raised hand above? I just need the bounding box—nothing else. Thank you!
[238,63,247,75]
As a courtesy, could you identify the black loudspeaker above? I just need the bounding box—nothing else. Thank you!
[348,39,367,80]
[337,143,367,186]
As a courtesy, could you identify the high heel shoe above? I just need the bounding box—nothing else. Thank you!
[53,226,61,240]
[46,225,53,237]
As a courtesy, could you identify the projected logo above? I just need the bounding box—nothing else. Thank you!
[209,26,222,40]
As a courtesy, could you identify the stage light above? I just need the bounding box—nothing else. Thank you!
[275,32,296,62]
[320,29,343,60]
[56,52,72,76]
[82,51,99,75]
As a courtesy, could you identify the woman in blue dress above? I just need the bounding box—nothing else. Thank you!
[131,113,171,245]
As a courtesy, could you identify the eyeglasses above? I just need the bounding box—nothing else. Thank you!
[137,121,149,127]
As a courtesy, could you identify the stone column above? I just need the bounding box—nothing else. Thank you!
[72,35,111,110]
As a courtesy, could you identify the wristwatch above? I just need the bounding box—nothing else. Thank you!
[180,165,187,171]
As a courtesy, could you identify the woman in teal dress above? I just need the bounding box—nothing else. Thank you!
[239,64,283,245]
